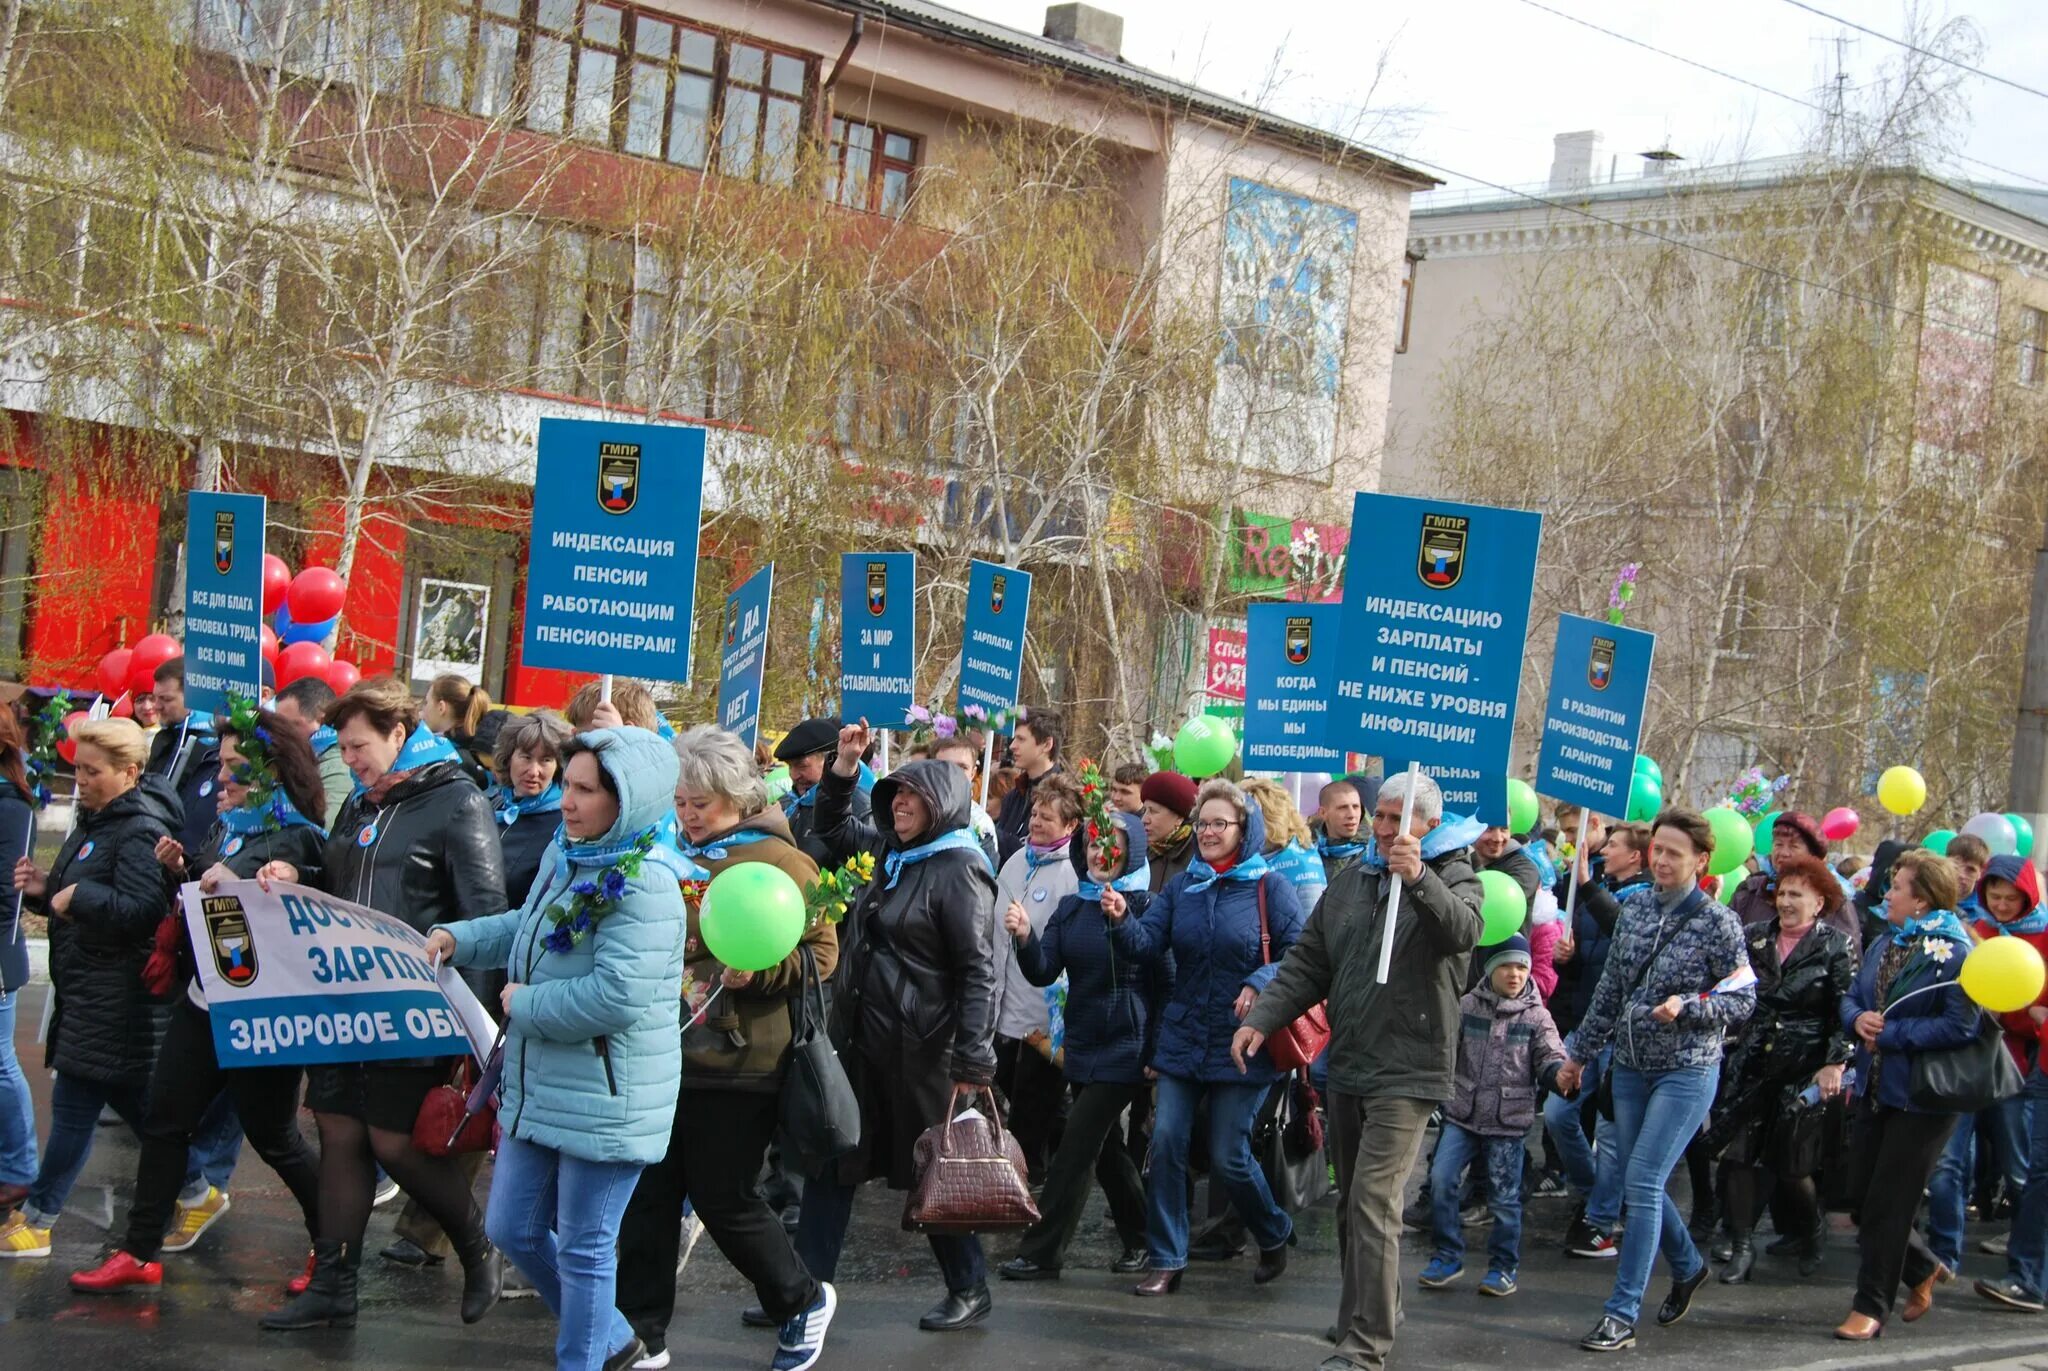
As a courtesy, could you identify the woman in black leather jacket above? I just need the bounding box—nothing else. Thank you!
[256,677,507,1332]
[1708,852,1858,1282]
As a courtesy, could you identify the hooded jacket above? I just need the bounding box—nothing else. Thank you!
[443,728,686,1165]
[1970,854,2048,1071]
[40,777,181,1085]
[1444,976,1568,1137]
[1245,814,1485,1101]
[681,806,838,1092]
[1111,800,1304,1085]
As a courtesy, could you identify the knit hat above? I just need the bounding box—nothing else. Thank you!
[1481,934,1532,979]
[1774,811,1827,860]
[773,717,842,762]
[1139,770,1198,819]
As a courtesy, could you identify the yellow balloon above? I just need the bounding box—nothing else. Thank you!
[1959,936,2048,1015]
[1877,765,1926,817]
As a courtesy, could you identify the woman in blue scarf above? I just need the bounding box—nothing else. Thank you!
[69,703,327,1294]
[1107,778,1305,1294]
[491,712,573,909]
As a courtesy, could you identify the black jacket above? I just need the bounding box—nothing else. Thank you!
[314,760,507,933]
[40,779,181,1085]
[1707,916,1858,1160]
[995,762,1064,868]
[147,717,223,857]
[0,779,34,993]
[785,781,872,870]
[498,809,559,910]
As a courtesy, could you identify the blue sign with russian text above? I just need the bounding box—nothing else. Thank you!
[1243,602,1343,771]
[959,559,1032,720]
[183,491,267,714]
[521,417,705,682]
[1327,491,1541,824]
[1533,613,1655,816]
[717,564,774,751]
[840,552,916,724]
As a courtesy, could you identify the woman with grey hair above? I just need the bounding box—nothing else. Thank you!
[615,724,840,1371]
[493,711,575,909]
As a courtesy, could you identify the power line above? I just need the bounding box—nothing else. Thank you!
[1778,0,2048,104]
[1509,0,2048,192]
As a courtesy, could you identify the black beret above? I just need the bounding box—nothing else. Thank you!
[773,717,843,762]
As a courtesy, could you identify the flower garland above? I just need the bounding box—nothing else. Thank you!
[222,692,293,829]
[804,850,877,926]
[1606,563,1641,626]
[961,702,1017,735]
[24,691,72,808]
[1074,757,1122,870]
[902,705,963,746]
[543,830,655,954]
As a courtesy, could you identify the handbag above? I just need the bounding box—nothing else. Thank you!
[1255,1069,1331,1213]
[413,1054,496,1157]
[1908,1009,2024,1114]
[1768,1089,1830,1177]
[902,1087,1041,1235]
[1256,878,1330,1071]
[780,943,861,1162]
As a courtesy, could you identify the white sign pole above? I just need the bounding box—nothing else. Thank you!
[1376,761,1422,985]
[979,727,997,810]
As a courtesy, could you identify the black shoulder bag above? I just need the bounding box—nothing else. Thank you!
[780,942,862,1162]
[1593,896,1692,1119]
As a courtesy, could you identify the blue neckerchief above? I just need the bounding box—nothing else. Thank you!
[220,790,323,837]
[1184,849,1271,894]
[1318,838,1366,861]
[1078,863,1151,901]
[350,723,460,798]
[1900,908,1972,943]
[495,783,563,827]
[310,725,338,756]
[1983,908,2048,936]
[1024,839,1071,871]
[786,761,878,810]
[679,827,773,863]
[1357,812,1486,874]
[883,827,993,889]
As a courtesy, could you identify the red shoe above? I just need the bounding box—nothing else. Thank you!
[70,1251,164,1293]
[287,1249,317,1295]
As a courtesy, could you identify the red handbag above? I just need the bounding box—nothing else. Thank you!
[412,1056,497,1157]
[1257,878,1331,1072]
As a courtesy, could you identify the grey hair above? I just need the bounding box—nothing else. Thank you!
[673,723,769,816]
[1376,770,1444,825]
[1193,778,1249,829]
[493,710,574,784]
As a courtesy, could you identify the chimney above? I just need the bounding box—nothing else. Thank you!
[1044,3,1123,61]
[1640,147,1683,179]
[1547,130,1604,192]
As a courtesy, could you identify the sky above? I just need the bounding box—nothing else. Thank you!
[961,0,2048,197]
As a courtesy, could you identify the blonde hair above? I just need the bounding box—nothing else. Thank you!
[72,717,148,771]
[1193,778,1249,832]
[565,678,658,730]
[1242,777,1313,848]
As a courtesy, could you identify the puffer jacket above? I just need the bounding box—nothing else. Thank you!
[1246,815,1484,1102]
[41,778,181,1085]
[1444,978,1568,1137]
[1842,920,1980,1113]
[443,727,686,1165]
[992,838,1081,1041]
[1574,884,1755,1075]
[0,777,35,993]
[681,807,838,1092]
[1112,801,1304,1085]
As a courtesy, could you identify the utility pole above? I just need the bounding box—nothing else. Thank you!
[2009,499,2048,869]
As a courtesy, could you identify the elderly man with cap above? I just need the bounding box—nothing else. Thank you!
[1137,772,1198,894]
[774,717,874,869]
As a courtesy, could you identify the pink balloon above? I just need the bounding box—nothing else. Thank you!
[323,660,361,694]
[1820,806,1861,843]
[276,640,333,688]
[285,567,347,625]
[262,554,292,615]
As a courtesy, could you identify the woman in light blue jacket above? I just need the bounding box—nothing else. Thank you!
[426,727,685,1371]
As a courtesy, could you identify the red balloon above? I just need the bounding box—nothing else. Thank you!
[324,660,361,694]
[260,624,280,664]
[110,692,133,719]
[285,567,347,625]
[96,647,134,698]
[130,632,180,677]
[276,640,333,688]
[56,710,88,765]
[128,664,160,699]
[262,554,292,615]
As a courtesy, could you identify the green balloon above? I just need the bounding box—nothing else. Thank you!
[1507,778,1540,836]
[1704,805,1754,876]
[1625,771,1663,822]
[1476,868,1528,944]
[1173,715,1237,778]
[1922,828,1955,856]
[1752,811,1780,852]
[699,862,807,972]
[1634,754,1663,786]
[2005,813,2035,860]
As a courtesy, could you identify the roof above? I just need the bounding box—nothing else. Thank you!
[1967,183,2048,225]
[811,0,1438,189]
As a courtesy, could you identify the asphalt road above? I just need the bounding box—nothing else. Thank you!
[4,981,2045,1371]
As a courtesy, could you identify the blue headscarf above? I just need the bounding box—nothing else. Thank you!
[1077,864,1151,901]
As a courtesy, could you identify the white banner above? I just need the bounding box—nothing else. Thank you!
[181,879,498,1068]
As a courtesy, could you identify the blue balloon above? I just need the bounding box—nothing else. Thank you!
[280,613,338,645]
[274,601,297,636]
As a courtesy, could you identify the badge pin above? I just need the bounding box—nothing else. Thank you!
[357,823,379,848]
[224,835,244,857]
[77,839,96,861]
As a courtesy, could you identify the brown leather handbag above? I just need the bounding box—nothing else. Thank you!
[901,1087,1041,1235]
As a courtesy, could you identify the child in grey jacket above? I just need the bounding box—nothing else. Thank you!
[1419,935,1569,1297]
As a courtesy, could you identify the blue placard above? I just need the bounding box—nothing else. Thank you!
[183,491,267,714]
[1533,613,1655,816]
[1243,602,1344,771]
[959,559,1032,719]
[521,417,705,682]
[717,564,775,751]
[1327,491,1541,824]
[839,552,916,723]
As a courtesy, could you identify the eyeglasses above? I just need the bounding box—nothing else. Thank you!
[1194,819,1239,834]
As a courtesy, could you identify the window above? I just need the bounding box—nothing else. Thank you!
[827,119,918,216]
[2022,306,2046,388]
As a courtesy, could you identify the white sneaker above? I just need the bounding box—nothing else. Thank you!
[372,1177,400,1207]
[676,1213,705,1276]
[631,1349,671,1370]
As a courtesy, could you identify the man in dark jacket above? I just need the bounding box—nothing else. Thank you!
[775,716,872,868]
[1317,779,1368,883]
[1137,771,1197,893]
[1474,824,1542,907]
[994,709,1064,867]
[1236,770,1484,1371]
[147,658,223,857]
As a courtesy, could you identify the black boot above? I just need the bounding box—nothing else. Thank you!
[261,1240,358,1330]
[1720,1238,1755,1284]
[1797,1221,1827,1278]
[454,1212,503,1325]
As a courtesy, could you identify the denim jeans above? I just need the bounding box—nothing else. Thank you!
[1927,1095,2030,1269]
[1603,1062,1718,1324]
[181,1089,244,1200]
[26,1072,146,1223]
[485,1133,643,1371]
[1430,1122,1524,1274]
[0,989,38,1188]
[1145,1075,1292,1271]
[796,1172,985,1294]
[2007,1068,2048,1297]
[1544,1045,1621,1231]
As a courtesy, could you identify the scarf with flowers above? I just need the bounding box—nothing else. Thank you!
[540,827,657,954]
